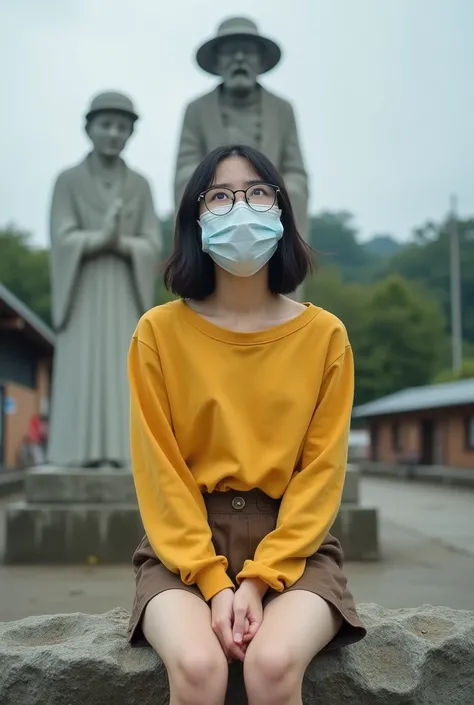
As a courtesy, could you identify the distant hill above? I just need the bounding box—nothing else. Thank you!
[363,234,404,258]
[309,214,406,283]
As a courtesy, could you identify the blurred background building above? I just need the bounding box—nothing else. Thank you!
[0,284,53,469]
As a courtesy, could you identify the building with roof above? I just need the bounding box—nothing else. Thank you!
[353,379,474,470]
[0,283,54,468]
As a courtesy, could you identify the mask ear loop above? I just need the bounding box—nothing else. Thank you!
[196,194,205,250]
[196,192,205,226]
[196,217,209,252]
[196,204,210,252]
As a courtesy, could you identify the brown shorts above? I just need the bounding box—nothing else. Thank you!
[128,489,366,650]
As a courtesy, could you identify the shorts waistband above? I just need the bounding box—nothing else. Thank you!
[202,488,280,515]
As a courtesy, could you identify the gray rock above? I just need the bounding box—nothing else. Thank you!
[0,605,473,704]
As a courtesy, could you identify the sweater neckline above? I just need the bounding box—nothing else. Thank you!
[178,300,321,345]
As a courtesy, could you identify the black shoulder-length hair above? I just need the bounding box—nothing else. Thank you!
[164,144,314,299]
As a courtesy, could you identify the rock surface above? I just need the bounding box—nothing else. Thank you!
[0,604,473,704]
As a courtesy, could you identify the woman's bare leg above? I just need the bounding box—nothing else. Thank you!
[243,590,342,705]
[142,590,228,705]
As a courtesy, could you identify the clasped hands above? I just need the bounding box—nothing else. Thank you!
[99,198,132,256]
[211,578,268,663]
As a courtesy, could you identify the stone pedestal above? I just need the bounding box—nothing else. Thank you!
[4,466,142,564]
[25,465,137,504]
[4,464,379,564]
[333,465,379,561]
[341,465,360,504]
[331,505,379,560]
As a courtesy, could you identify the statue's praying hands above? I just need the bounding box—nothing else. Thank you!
[103,198,123,242]
[100,197,124,254]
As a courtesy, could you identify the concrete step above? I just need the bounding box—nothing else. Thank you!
[25,465,136,504]
[6,465,376,565]
[5,500,379,565]
[0,469,26,498]
[26,465,362,504]
[341,466,360,504]
[4,501,143,564]
[331,504,380,562]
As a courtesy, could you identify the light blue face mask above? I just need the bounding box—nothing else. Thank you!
[199,201,284,277]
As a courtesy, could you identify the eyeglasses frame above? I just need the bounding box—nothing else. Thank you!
[197,183,280,216]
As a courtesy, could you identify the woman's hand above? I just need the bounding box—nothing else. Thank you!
[210,588,245,663]
[232,578,267,652]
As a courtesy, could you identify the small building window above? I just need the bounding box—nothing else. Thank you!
[465,417,474,450]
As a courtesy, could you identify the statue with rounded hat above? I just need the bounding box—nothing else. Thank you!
[47,90,162,468]
[174,16,309,243]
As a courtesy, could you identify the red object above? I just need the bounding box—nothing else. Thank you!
[28,415,45,444]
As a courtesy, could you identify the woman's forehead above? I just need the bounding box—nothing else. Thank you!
[212,155,261,185]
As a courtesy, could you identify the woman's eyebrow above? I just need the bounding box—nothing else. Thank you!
[210,180,264,189]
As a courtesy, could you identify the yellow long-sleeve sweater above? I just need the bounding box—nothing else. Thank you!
[129,300,354,602]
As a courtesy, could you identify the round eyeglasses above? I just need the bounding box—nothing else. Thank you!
[198,183,279,216]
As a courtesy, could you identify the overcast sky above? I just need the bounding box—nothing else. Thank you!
[1,0,473,247]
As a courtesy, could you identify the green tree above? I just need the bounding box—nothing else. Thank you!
[433,357,474,383]
[305,266,368,343]
[307,269,446,404]
[0,225,51,324]
[355,275,446,404]
[381,216,474,344]
[309,211,374,281]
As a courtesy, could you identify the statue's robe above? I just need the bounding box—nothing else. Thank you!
[47,153,161,466]
[174,85,309,240]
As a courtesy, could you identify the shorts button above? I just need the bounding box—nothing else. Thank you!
[232,496,246,510]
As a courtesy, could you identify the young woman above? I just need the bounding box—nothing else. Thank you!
[127,144,366,705]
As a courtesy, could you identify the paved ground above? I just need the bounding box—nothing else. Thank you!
[360,476,474,556]
[1,477,473,622]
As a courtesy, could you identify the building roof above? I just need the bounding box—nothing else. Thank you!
[0,282,54,348]
[353,378,474,418]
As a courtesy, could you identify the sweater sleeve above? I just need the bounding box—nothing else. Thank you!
[129,334,235,601]
[236,344,354,592]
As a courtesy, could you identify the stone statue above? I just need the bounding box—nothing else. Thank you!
[174,16,309,240]
[47,91,162,468]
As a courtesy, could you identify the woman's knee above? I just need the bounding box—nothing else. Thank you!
[141,591,228,704]
[168,645,228,704]
[174,646,228,686]
[244,641,302,701]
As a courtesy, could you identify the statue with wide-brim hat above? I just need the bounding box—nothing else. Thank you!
[174,16,308,267]
[47,90,161,468]
[196,16,282,76]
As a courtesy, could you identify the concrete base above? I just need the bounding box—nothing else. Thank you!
[0,469,26,498]
[331,505,379,561]
[341,465,360,504]
[4,464,378,564]
[25,465,136,504]
[27,464,361,504]
[4,501,143,564]
[5,501,380,564]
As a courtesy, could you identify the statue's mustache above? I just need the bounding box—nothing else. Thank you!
[230,65,250,76]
